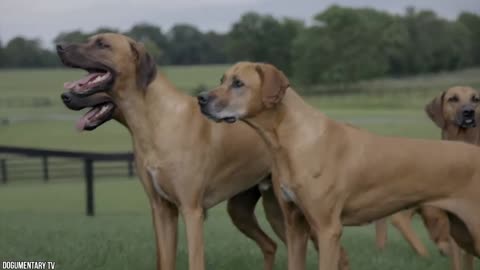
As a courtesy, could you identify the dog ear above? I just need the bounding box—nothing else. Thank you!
[130,41,157,89]
[255,64,290,109]
[425,91,446,128]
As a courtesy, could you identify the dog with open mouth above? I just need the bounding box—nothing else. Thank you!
[57,33,305,270]
[57,38,119,131]
[198,62,480,270]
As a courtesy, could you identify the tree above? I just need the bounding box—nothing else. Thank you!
[127,23,168,49]
[126,23,169,64]
[226,12,303,75]
[403,8,472,73]
[92,27,119,35]
[203,31,228,64]
[381,16,411,75]
[54,30,89,44]
[293,6,392,84]
[292,26,336,85]
[458,12,480,66]
[166,24,208,65]
[0,39,5,67]
[3,37,58,68]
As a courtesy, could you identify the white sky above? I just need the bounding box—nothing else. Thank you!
[1,0,479,47]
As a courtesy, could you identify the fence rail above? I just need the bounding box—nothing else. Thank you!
[0,145,135,216]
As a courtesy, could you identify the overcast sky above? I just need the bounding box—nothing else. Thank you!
[1,0,479,47]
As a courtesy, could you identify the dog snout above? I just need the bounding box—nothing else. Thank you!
[56,43,67,54]
[197,92,211,106]
[463,109,475,118]
[61,92,72,104]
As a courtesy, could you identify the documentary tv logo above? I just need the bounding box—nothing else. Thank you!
[2,261,56,270]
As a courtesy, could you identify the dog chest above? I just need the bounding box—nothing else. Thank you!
[146,166,176,204]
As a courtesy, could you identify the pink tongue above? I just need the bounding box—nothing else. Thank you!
[75,107,100,131]
[64,73,102,91]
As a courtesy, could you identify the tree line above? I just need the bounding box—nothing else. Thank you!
[0,5,479,84]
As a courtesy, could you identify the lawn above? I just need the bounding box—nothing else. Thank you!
[1,66,479,269]
[0,180,455,270]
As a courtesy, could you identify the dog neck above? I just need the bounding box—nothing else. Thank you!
[442,125,480,145]
[112,72,198,156]
[243,89,326,156]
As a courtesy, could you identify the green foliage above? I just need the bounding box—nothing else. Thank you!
[227,12,302,75]
[166,24,228,65]
[2,37,59,68]
[293,6,392,84]
[2,6,480,85]
[167,24,209,65]
[292,6,478,84]
[125,23,168,64]
[0,39,5,68]
[54,30,89,44]
[402,8,472,73]
[458,12,480,66]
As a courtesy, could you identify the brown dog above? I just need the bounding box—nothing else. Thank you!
[424,86,479,269]
[198,62,480,270]
[377,86,480,270]
[57,33,286,270]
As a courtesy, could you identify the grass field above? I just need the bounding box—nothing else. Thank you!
[1,66,480,269]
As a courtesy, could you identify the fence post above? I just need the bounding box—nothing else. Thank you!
[42,156,49,182]
[127,159,134,178]
[0,159,6,184]
[84,159,94,216]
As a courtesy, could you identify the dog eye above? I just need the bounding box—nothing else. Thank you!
[472,96,480,103]
[95,39,110,49]
[448,96,459,102]
[232,79,244,88]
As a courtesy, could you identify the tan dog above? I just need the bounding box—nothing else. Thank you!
[377,86,480,270]
[57,33,287,270]
[424,86,480,269]
[198,62,480,270]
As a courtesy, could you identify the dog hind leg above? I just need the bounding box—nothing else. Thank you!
[228,186,278,270]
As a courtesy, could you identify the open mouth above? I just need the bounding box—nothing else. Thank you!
[76,102,115,131]
[64,68,113,96]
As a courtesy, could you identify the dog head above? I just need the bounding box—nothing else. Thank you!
[426,86,480,129]
[57,33,156,131]
[197,62,289,123]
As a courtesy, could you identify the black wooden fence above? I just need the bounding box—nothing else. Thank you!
[0,145,135,216]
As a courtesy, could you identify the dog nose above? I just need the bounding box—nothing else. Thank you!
[56,43,65,53]
[197,93,209,106]
[61,93,71,104]
[463,109,474,118]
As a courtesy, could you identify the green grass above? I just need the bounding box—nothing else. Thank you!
[0,180,458,270]
[1,67,480,269]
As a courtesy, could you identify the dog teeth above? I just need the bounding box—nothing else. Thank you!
[90,74,108,84]
[99,105,110,115]
[93,76,103,83]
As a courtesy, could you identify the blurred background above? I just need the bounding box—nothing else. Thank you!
[1,1,479,269]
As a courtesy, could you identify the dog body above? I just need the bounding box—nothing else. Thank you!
[57,34,288,270]
[199,62,480,270]
[379,86,480,270]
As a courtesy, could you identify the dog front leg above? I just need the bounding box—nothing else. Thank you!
[182,207,206,270]
[315,218,343,270]
[151,196,179,270]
